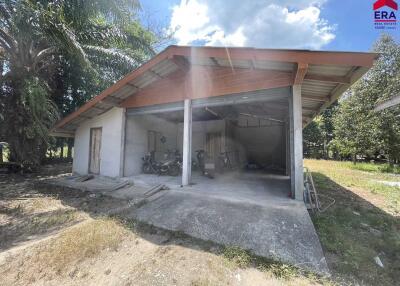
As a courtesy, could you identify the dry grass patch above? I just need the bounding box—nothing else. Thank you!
[0,217,128,283]
[37,218,128,271]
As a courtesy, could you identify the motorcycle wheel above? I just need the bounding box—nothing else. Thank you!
[168,165,180,176]
[142,164,153,174]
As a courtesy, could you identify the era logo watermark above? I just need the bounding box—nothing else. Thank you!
[374,0,398,30]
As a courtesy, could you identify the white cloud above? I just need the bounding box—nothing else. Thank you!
[169,0,335,49]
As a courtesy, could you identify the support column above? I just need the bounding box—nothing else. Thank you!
[290,85,304,200]
[285,120,290,176]
[182,99,192,186]
[289,96,295,196]
[119,108,127,177]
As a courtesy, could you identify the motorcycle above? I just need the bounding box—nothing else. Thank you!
[196,149,213,178]
[158,149,182,176]
[142,150,182,176]
[142,151,159,174]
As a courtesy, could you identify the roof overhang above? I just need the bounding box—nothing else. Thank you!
[52,45,378,135]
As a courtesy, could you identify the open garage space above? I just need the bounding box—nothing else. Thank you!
[122,87,292,202]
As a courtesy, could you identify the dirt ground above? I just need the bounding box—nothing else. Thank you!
[0,164,329,286]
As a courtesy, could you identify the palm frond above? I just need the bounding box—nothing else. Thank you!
[83,45,138,68]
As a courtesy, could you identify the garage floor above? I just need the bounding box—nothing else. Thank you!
[127,171,291,207]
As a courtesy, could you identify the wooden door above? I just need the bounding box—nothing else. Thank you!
[206,132,221,162]
[89,128,102,174]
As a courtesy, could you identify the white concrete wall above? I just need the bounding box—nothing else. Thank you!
[73,107,124,177]
[124,115,179,176]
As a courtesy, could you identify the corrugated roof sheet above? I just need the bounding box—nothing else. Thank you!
[53,46,377,133]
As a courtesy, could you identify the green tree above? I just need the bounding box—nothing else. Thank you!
[303,104,336,159]
[0,0,156,165]
[331,91,381,163]
[332,35,400,163]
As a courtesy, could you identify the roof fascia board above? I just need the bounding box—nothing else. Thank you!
[169,46,378,67]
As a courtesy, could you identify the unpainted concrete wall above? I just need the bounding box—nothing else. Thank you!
[73,107,124,177]
[124,115,179,176]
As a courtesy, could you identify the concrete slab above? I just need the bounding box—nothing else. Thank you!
[183,171,291,206]
[128,189,328,274]
[126,171,291,206]
[41,172,329,274]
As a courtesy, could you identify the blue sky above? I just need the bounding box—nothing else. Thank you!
[139,0,399,52]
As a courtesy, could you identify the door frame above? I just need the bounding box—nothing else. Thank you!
[88,127,102,174]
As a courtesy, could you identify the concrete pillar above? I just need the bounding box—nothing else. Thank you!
[290,85,304,200]
[119,108,127,177]
[285,121,290,176]
[182,99,192,185]
[289,96,295,196]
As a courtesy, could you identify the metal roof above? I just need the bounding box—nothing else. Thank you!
[53,45,378,136]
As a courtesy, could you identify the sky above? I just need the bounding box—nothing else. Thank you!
[139,0,400,52]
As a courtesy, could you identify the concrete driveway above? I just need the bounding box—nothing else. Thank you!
[128,188,328,274]
[44,173,329,274]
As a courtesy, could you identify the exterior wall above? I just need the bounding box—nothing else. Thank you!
[73,107,124,177]
[124,115,179,176]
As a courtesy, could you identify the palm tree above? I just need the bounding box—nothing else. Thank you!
[0,0,155,165]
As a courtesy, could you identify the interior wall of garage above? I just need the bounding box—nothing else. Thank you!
[226,116,286,170]
[73,107,124,177]
[123,115,179,176]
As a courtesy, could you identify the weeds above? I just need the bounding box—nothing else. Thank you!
[0,204,23,215]
[222,246,301,280]
[223,246,252,268]
[305,159,400,285]
[30,209,78,231]
[33,218,127,273]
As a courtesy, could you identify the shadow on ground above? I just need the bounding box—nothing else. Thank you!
[309,172,400,286]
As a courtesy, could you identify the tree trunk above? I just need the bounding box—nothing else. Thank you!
[67,138,73,159]
[62,142,66,158]
[352,154,357,164]
[389,155,394,167]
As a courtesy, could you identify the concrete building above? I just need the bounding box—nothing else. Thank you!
[53,46,377,200]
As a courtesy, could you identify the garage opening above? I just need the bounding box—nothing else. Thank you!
[123,88,291,202]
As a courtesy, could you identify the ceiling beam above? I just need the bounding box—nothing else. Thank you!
[99,97,121,107]
[302,95,328,102]
[126,82,141,90]
[304,74,350,84]
[294,62,308,85]
[210,57,220,66]
[302,107,317,113]
[249,56,257,69]
[169,55,191,73]
[374,94,400,111]
[148,69,163,79]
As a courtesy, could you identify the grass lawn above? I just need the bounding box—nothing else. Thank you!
[304,159,400,285]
